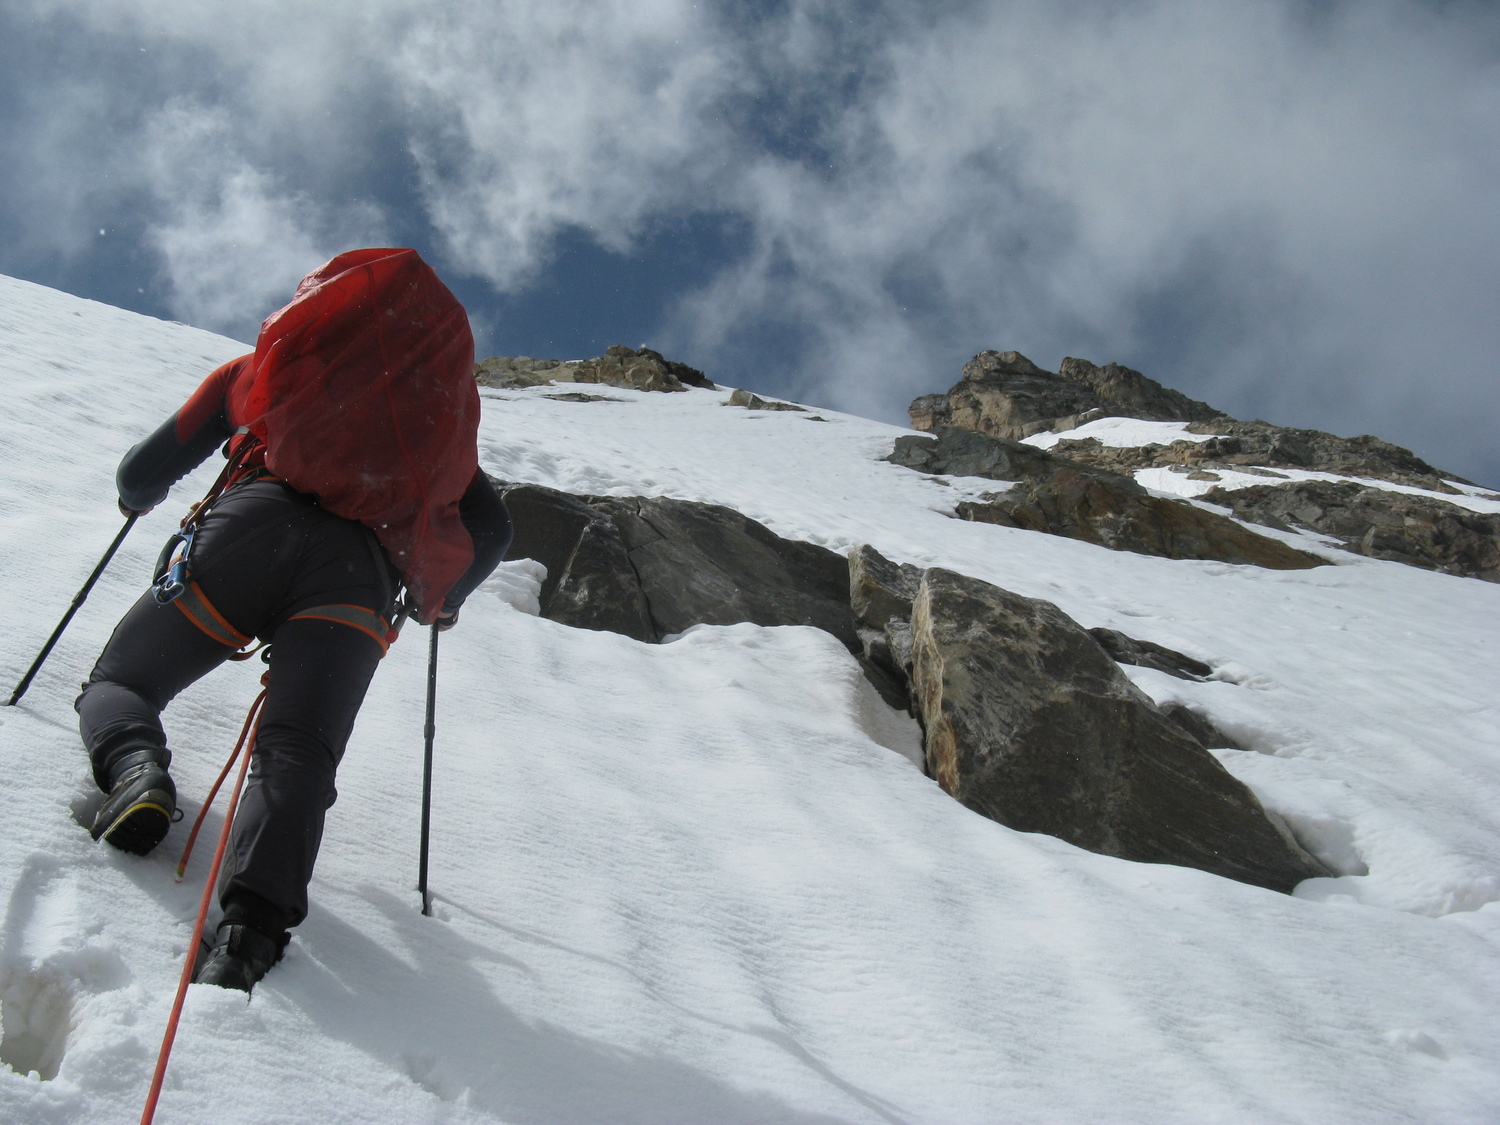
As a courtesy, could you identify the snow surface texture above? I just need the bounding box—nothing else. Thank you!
[1,273,1497,1123]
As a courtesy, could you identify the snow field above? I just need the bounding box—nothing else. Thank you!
[0,274,1497,1122]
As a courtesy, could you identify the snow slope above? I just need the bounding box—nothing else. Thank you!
[1,273,1497,1123]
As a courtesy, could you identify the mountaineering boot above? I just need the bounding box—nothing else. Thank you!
[194,923,289,994]
[91,747,176,856]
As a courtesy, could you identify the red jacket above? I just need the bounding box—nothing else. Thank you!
[118,249,508,622]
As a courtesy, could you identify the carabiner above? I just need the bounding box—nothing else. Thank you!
[152,523,197,606]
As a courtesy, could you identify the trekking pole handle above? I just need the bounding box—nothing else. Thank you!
[7,511,139,707]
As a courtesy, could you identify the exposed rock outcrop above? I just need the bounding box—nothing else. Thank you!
[909,351,1109,440]
[956,469,1326,570]
[908,349,1469,494]
[1087,629,1212,682]
[726,388,806,411]
[1051,421,1465,495]
[476,345,713,393]
[909,566,1328,891]
[499,485,655,641]
[908,350,1224,442]
[500,484,856,647]
[848,544,924,711]
[887,427,1324,569]
[1202,480,1500,582]
[887,426,1074,484]
[900,348,1493,578]
[1057,356,1225,425]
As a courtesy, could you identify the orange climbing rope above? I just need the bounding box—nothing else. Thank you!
[139,679,268,1125]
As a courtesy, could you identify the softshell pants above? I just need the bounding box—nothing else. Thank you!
[77,479,399,932]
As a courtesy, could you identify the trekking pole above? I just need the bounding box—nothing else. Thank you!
[7,511,139,707]
[417,624,439,916]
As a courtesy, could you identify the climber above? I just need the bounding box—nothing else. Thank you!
[76,248,512,992]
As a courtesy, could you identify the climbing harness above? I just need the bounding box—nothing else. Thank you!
[151,435,265,608]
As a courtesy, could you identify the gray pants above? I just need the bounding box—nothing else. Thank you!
[77,479,397,931]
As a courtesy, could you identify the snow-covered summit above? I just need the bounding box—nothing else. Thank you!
[1,273,1498,1123]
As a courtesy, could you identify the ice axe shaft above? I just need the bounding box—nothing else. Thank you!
[8,512,139,707]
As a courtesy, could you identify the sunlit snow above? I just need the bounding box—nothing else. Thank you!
[1,275,1497,1124]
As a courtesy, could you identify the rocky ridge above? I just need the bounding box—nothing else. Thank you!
[475,344,713,393]
[902,349,1499,581]
[887,425,1325,570]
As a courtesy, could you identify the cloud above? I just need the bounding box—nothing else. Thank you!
[140,103,385,339]
[5,0,1500,481]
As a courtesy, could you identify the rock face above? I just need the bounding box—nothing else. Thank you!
[909,351,1108,440]
[476,345,713,393]
[957,469,1326,571]
[1087,629,1211,682]
[1057,356,1225,425]
[726,388,806,411]
[1052,421,1465,495]
[908,349,1469,494]
[1202,480,1500,583]
[848,544,924,711]
[888,427,1324,570]
[500,484,856,647]
[900,348,1496,579]
[908,567,1328,891]
[909,350,1223,441]
[887,426,1070,484]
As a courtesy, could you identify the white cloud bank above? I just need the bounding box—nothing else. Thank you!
[9,0,1500,480]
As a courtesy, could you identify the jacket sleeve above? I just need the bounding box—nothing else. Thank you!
[442,471,514,612]
[116,356,249,512]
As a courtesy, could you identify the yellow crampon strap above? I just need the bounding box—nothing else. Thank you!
[287,604,393,656]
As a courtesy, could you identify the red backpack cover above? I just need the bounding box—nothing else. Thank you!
[221,248,480,623]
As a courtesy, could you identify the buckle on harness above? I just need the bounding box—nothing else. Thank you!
[152,524,197,606]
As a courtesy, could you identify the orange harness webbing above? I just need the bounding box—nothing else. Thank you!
[175,583,392,657]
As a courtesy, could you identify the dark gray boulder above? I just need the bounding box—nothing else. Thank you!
[502,484,857,647]
[886,426,1072,483]
[500,485,655,641]
[909,567,1329,892]
[587,496,858,648]
[1159,704,1246,753]
[1087,629,1212,682]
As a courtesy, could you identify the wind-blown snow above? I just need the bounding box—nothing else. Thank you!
[1,273,1497,1123]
